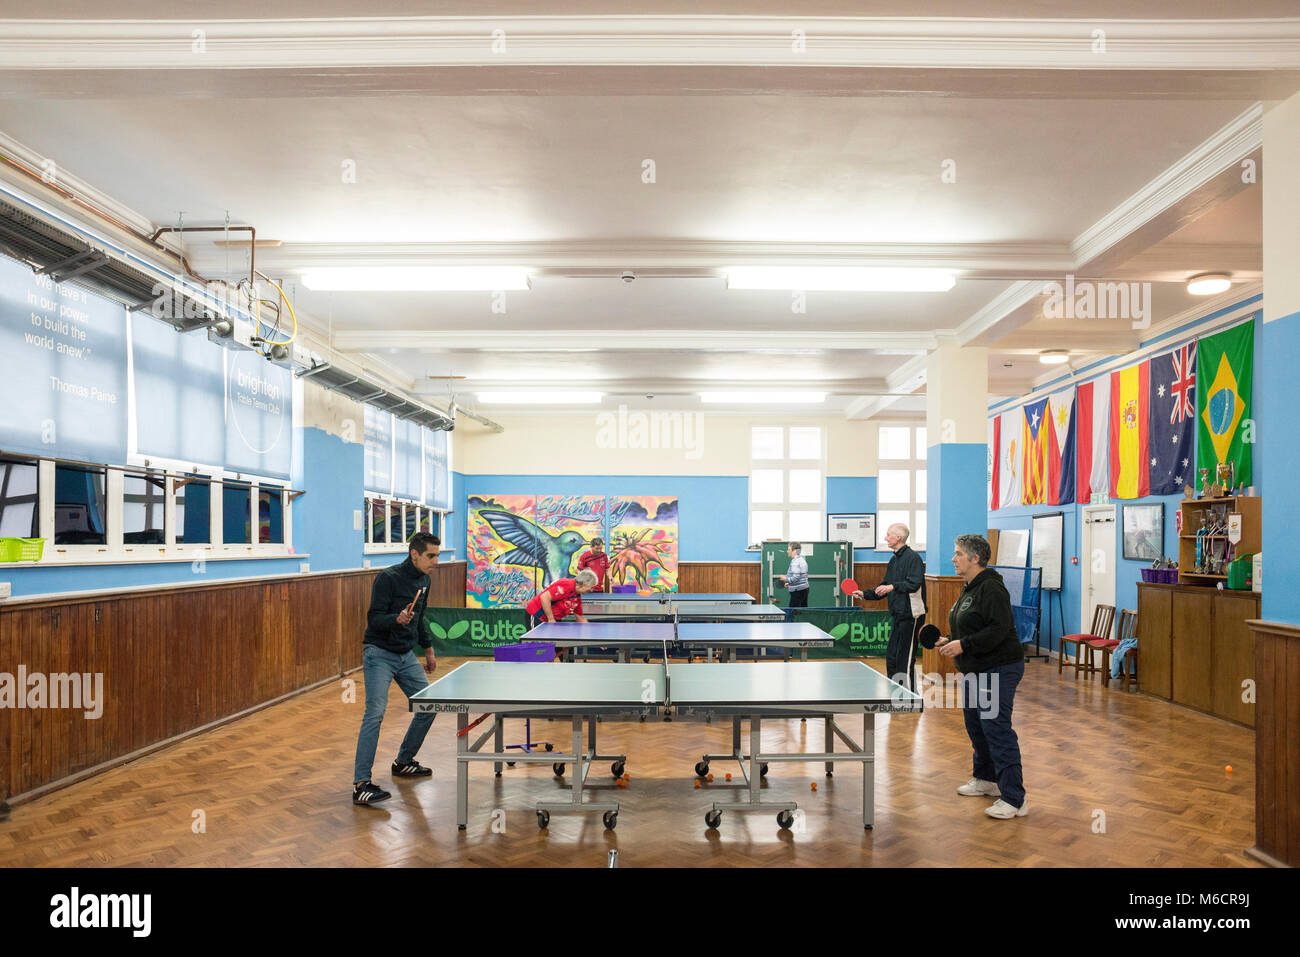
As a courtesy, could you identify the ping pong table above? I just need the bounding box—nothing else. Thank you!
[528,620,834,662]
[584,591,755,608]
[409,658,921,833]
[582,600,786,623]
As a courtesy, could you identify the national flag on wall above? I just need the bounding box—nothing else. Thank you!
[1021,397,1058,506]
[1109,361,1150,499]
[988,416,999,510]
[998,408,1022,509]
[1076,377,1110,504]
[1048,388,1076,505]
[1149,343,1196,495]
[1196,321,1254,489]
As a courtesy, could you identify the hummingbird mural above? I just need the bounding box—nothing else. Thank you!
[478,509,589,586]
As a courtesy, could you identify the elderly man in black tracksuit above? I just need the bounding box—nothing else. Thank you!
[938,533,1027,820]
[852,522,925,692]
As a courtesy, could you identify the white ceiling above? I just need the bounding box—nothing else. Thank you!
[0,6,1290,420]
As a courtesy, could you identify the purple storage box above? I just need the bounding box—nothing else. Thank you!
[1140,569,1154,583]
[1163,569,1179,583]
[612,584,638,594]
[494,642,556,662]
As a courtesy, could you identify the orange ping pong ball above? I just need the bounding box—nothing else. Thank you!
[694,780,701,789]
[1225,765,1233,774]
[811,782,817,791]
[725,773,732,781]
[707,774,714,782]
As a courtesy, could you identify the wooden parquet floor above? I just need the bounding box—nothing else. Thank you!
[0,657,1259,867]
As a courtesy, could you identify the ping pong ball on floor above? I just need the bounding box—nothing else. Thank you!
[1225,765,1233,774]
[707,774,714,782]
[725,773,731,781]
[694,780,701,789]
[811,783,817,791]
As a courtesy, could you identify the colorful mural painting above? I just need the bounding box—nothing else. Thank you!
[466,493,679,607]
[608,495,679,593]
[466,494,540,608]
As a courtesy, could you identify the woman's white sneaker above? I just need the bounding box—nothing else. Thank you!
[985,798,1028,818]
[956,778,1000,797]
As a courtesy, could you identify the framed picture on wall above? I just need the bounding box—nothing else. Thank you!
[1122,504,1164,562]
[827,513,876,550]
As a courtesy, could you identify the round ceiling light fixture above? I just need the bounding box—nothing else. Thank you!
[1186,272,1231,296]
[1039,349,1070,365]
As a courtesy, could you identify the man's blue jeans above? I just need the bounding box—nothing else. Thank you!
[961,661,1025,808]
[353,644,436,784]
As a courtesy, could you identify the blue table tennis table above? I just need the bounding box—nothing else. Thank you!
[527,620,833,662]
[581,599,785,623]
[584,592,755,607]
[409,659,921,833]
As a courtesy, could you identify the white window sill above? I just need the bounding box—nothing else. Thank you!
[363,543,411,555]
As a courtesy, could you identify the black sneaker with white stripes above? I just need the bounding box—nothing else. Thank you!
[352,781,391,805]
[391,760,433,778]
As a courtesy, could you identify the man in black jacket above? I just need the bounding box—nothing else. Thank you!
[352,531,440,806]
[938,533,1027,819]
[852,522,925,692]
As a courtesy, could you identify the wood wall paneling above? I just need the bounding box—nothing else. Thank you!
[0,562,469,801]
[1247,620,1299,867]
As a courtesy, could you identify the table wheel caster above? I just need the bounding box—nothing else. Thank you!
[552,763,565,776]
[537,810,550,829]
[602,810,618,830]
[777,810,794,830]
[694,761,709,778]
[611,760,626,778]
[759,763,769,777]
[544,743,554,752]
[704,809,722,830]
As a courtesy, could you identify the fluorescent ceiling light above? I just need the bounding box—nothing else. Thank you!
[301,267,531,291]
[477,391,603,404]
[699,391,827,404]
[724,267,955,292]
[1186,273,1231,296]
[1038,350,1070,365]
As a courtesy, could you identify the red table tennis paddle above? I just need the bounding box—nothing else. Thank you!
[840,577,862,597]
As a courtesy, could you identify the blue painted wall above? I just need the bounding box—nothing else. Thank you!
[927,443,986,576]
[1260,310,1300,624]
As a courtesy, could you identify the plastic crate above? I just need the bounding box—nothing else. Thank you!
[0,538,44,562]
[494,642,556,662]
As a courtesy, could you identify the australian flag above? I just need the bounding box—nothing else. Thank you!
[1148,343,1196,495]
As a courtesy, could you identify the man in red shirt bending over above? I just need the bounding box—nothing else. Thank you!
[525,568,600,627]
[576,537,609,591]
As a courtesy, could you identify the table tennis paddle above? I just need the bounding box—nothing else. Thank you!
[917,623,942,649]
[840,577,861,597]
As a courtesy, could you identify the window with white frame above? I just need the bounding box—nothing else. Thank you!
[749,426,826,547]
[363,412,451,554]
[876,423,927,552]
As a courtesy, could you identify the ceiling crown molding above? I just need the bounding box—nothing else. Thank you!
[1070,102,1262,267]
[3,17,1299,71]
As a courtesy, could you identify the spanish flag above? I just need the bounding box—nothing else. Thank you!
[1109,361,1150,500]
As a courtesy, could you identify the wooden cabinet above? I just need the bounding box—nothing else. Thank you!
[1137,584,1172,699]
[1137,582,1259,727]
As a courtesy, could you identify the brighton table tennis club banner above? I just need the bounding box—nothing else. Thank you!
[466,494,679,608]
[0,252,292,482]
[988,318,1255,510]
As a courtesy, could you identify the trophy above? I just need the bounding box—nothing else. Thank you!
[1198,467,1211,498]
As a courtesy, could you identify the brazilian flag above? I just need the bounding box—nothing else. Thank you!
[1196,321,1254,489]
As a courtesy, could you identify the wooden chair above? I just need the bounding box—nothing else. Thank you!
[1084,608,1136,688]
[1058,604,1115,679]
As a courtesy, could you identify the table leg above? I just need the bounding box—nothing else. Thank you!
[862,712,875,829]
[457,711,469,830]
[494,718,503,776]
[824,717,834,777]
[749,715,761,806]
